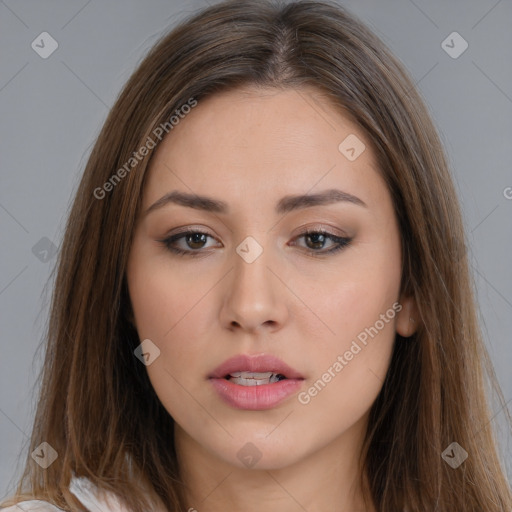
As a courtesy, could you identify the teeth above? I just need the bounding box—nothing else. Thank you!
[229,371,273,378]
[227,371,286,386]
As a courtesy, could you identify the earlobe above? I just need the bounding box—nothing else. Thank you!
[396,293,418,338]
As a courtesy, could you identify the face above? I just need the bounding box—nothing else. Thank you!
[126,85,417,472]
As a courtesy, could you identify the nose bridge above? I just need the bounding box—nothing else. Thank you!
[232,234,276,308]
[220,234,287,332]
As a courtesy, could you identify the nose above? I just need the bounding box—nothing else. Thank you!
[219,240,289,334]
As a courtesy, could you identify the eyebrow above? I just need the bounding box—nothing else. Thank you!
[144,188,367,217]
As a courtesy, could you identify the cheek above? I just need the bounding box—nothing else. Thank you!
[127,250,216,342]
[296,293,398,438]
[304,279,398,396]
[300,250,401,348]
[295,249,400,408]
[126,249,217,408]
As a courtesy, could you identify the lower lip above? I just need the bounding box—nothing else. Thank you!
[209,378,303,410]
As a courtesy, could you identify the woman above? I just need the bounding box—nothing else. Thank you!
[2,0,511,511]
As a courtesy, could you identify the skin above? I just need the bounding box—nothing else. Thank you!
[126,85,418,512]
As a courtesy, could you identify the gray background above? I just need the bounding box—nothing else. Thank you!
[1,0,511,499]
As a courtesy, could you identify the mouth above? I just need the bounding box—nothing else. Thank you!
[224,371,288,386]
[208,354,305,410]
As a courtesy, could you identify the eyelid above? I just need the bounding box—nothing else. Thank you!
[165,225,216,236]
[293,223,350,238]
[162,226,221,243]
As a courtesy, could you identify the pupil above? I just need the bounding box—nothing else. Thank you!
[187,233,206,249]
[307,233,325,249]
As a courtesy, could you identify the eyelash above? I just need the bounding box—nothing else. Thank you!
[158,228,352,258]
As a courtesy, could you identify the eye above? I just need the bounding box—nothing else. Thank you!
[290,229,352,256]
[158,229,220,257]
[158,228,352,258]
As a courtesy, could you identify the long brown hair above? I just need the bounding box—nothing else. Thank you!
[2,1,511,510]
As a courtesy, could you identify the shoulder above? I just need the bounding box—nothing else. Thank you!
[1,500,66,512]
[2,473,145,512]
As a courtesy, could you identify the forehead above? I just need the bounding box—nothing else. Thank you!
[143,85,388,215]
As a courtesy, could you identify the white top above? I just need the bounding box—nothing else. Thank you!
[1,474,127,512]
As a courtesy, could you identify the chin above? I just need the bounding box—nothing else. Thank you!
[211,431,312,471]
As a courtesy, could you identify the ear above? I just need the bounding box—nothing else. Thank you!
[395,293,418,338]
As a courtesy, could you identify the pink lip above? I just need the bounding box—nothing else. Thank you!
[208,354,305,411]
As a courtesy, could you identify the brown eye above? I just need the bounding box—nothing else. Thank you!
[159,229,352,258]
[185,232,208,249]
[304,232,327,250]
[291,230,352,256]
[159,230,219,257]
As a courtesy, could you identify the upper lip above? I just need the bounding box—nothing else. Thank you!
[209,353,304,380]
